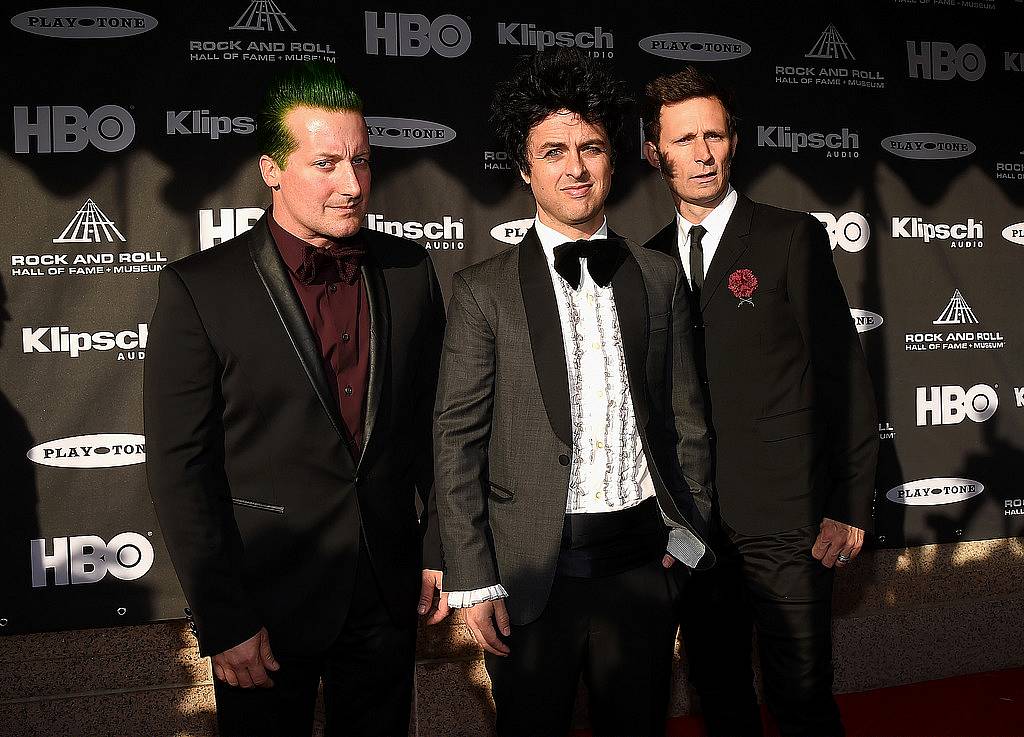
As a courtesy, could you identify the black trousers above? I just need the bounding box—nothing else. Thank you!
[213,541,416,737]
[678,519,841,737]
[485,557,681,737]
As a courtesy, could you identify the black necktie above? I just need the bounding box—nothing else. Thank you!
[552,237,627,289]
[689,225,707,303]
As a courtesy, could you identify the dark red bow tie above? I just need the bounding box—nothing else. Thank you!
[297,239,366,286]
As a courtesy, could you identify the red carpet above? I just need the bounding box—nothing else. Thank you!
[574,668,1024,737]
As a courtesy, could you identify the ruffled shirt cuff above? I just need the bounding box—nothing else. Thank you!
[446,584,509,608]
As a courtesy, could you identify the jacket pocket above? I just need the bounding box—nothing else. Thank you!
[649,311,670,332]
[755,407,818,442]
[231,497,285,514]
[487,481,514,503]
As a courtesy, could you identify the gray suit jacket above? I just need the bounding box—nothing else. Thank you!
[434,227,713,626]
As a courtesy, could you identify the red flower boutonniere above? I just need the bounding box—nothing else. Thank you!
[728,269,758,307]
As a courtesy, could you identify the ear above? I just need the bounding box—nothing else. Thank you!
[519,166,531,187]
[643,141,661,170]
[259,154,281,190]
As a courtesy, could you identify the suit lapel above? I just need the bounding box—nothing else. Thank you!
[518,228,572,447]
[700,194,755,310]
[610,238,650,429]
[357,246,390,470]
[645,221,679,261]
[248,216,353,467]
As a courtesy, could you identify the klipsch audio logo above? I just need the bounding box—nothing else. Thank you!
[891,216,984,247]
[757,126,859,157]
[364,12,471,58]
[490,218,534,245]
[11,7,157,38]
[850,309,884,333]
[27,434,146,468]
[886,478,984,506]
[905,290,1005,352]
[916,384,998,426]
[498,23,613,55]
[1006,51,1024,72]
[166,110,255,139]
[881,133,976,160]
[365,117,455,149]
[365,214,465,250]
[22,323,148,361]
[638,32,750,61]
[811,211,870,252]
[9,200,167,280]
[31,533,154,587]
[774,24,885,88]
[198,207,264,251]
[13,105,134,154]
[907,41,986,81]
[189,3,335,63]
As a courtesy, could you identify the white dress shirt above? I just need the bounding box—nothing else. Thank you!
[446,216,703,607]
[676,185,738,288]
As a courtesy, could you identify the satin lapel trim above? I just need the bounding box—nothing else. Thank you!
[357,250,390,471]
[611,247,650,429]
[700,195,755,310]
[248,218,351,451]
[518,228,572,447]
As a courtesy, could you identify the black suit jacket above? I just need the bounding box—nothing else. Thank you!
[644,195,878,535]
[144,215,444,657]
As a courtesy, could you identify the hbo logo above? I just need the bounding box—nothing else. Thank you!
[13,105,135,154]
[30,532,154,587]
[907,41,986,82]
[916,384,998,427]
[811,211,870,253]
[364,12,472,58]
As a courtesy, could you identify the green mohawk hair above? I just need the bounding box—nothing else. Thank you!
[256,61,363,169]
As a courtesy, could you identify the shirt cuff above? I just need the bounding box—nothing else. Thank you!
[665,526,707,568]
[446,584,509,608]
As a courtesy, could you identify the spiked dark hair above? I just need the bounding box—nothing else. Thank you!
[490,48,632,175]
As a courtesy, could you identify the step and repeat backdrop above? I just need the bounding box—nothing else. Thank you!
[1,1,1022,633]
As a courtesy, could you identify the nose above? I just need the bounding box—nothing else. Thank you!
[335,162,363,199]
[565,148,588,180]
[693,137,714,165]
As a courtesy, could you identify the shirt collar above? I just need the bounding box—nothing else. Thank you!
[534,215,609,265]
[675,184,738,243]
[268,210,317,277]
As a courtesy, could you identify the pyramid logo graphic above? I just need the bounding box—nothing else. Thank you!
[230,1,296,32]
[53,199,126,244]
[805,24,855,61]
[933,289,979,325]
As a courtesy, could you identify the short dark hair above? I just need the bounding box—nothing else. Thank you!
[256,61,363,169]
[490,48,632,175]
[642,65,738,144]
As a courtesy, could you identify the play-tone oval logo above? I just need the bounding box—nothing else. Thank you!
[639,32,751,61]
[27,433,146,468]
[850,309,883,333]
[490,218,534,245]
[365,117,456,149]
[881,133,976,160]
[11,7,157,38]
[1001,222,1024,245]
[885,477,983,506]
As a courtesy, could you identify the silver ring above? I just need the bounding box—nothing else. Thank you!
[837,553,851,563]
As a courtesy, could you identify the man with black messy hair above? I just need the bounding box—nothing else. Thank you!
[434,49,713,736]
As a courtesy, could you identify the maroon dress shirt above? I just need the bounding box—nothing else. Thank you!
[268,215,370,459]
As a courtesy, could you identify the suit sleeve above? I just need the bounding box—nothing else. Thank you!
[416,255,447,571]
[787,215,879,531]
[668,261,712,503]
[432,271,500,592]
[144,266,261,657]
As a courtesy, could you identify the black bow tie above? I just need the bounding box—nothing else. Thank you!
[297,238,366,286]
[552,237,628,289]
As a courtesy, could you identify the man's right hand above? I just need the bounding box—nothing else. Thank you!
[211,626,280,688]
[464,599,511,657]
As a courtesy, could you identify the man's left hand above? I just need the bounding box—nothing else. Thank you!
[812,518,865,568]
[418,568,450,624]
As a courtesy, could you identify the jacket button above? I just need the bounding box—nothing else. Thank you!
[558,454,570,466]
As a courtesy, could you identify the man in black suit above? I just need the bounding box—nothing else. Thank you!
[641,67,878,737]
[435,49,713,737]
[144,62,447,737]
